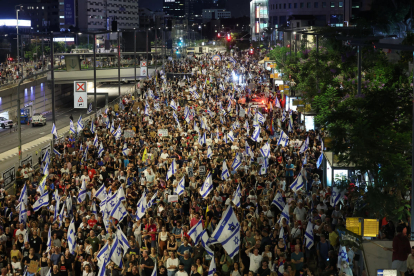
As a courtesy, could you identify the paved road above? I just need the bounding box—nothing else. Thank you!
[0,83,134,153]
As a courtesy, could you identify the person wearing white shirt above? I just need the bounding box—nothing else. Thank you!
[80,172,90,185]
[293,202,307,221]
[166,252,180,276]
[245,247,263,273]
[176,264,189,276]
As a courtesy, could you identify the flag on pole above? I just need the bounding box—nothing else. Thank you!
[277,130,289,146]
[231,153,242,171]
[207,146,213,159]
[290,171,305,192]
[19,202,27,224]
[316,152,323,168]
[87,103,93,114]
[98,142,104,157]
[260,142,270,158]
[221,160,230,180]
[271,192,285,211]
[68,218,77,254]
[232,183,241,207]
[251,126,261,142]
[33,191,49,212]
[77,115,84,133]
[305,221,315,249]
[175,177,185,195]
[210,206,240,258]
[51,123,58,138]
[77,179,87,203]
[166,159,177,180]
[200,172,213,198]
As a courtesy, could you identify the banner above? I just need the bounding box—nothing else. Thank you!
[64,0,75,25]
[335,225,363,248]
[2,166,15,190]
[20,155,33,167]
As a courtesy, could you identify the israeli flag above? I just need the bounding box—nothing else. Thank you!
[188,218,204,245]
[110,200,128,222]
[200,172,213,198]
[87,103,93,114]
[173,111,180,124]
[43,162,49,176]
[231,153,242,171]
[33,191,49,212]
[227,131,235,142]
[105,119,110,129]
[18,202,27,224]
[252,117,259,128]
[277,130,289,146]
[136,192,147,220]
[170,100,178,110]
[260,142,270,158]
[210,206,240,258]
[198,132,206,146]
[110,123,115,134]
[290,171,305,192]
[338,246,349,268]
[305,221,315,249]
[256,112,265,124]
[19,184,28,206]
[330,186,343,207]
[77,115,84,133]
[66,195,73,217]
[175,177,185,196]
[275,97,281,108]
[93,135,99,148]
[145,105,150,116]
[46,226,52,252]
[207,146,213,159]
[91,201,97,215]
[200,229,214,256]
[259,159,268,175]
[122,143,129,156]
[208,255,217,276]
[251,126,261,142]
[288,116,293,133]
[271,192,285,211]
[316,152,323,168]
[282,110,286,122]
[166,159,177,180]
[117,186,126,202]
[58,201,65,227]
[244,120,249,130]
[77,179,87,203]
[115,125,122,140]
[68,218,76,254]
[90,120,95,134]
[146,193,158,209]
[232,183,241,207]
[51,123,58,138]
[278,204,290,225]
[97,243,110,266]
[229,56,236,64]
[37,176,47,195]
[227,100,232,112]
[221,160,230,180]
[110,236,123,267]
[69,120,76,133]
[98,142,105,157]
[53,199,60,221]
[220,116,225,124]
[299,137,309,154]
[223,133,228,144]
[116,225,131,253]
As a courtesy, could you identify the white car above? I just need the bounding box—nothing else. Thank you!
[32,113,47,126]
[0,117,14,128]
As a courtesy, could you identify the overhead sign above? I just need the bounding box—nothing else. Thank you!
[65,56,80,72]
[74,81,87,108]
[158,129,169,137]
[140,61,147,76]
[3,166,15,190]
[20,155,33,167]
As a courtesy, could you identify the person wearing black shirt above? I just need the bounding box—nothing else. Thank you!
[30,232,42,256]
[22,248,39,266]
[52,265,61,276]
[125,265,140,276]
[140,250,155,276]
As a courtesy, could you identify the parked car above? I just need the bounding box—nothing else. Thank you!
[0,117,14,128]
[32,113,47,126]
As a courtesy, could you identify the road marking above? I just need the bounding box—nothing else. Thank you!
[39,132,45,134]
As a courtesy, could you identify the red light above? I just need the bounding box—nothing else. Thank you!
[262,100,264,104]
[287,44,290,48]
[227,34,231,41]
[218,33,221,38]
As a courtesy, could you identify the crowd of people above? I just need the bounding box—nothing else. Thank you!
[0,62,44,85]
[0,51,371,276]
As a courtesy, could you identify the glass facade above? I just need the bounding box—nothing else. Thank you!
[250,0,269,40]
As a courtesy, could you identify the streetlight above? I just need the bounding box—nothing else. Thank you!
[15,4,23,63]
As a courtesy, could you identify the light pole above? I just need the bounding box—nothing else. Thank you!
[15,4,23,63]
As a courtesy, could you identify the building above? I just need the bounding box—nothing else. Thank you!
[163,0,186,18]
[18,1,60,33]
[250,0,269,41]
[267,0,372,29]
[202,9,231,23]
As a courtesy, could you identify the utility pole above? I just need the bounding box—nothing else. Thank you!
[134,29,137,95]
[118,31,121,96]
[146,27,149,77]
[51,33,56,145]
[93,34,97,115]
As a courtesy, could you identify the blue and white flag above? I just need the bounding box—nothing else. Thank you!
[166,159,177,180]
[260,142,270,158]
[198,132,206,146]
[33,191,49,212]
[316,152,323,168]
[146,193,158,209]
[110,200,128,222]
[282,110,286,122]
[231,153,242,171]
[232,184,241,207]
[271,192,285,211]
[53,147,61,156]
[175,177,185,196]
[66,195,73,217]
[37,176,47,196]
[290,171,305,192]
[97,243,110,266]
[77,115,84,133]
[208,255,217,276]
[19,184,28,206]
[93,135,99,148]
[115,125,122,140]
[207,146,213,159]
[51,123,58,138]
[117,186,126,202]
[170,100,178,111]
[338,245,349,269]
[19,202,27,224]
[305,221,315,249]
[91,201,97,215]
[122,143,129,156]
[200,229,214,256]
[210,206,240,258]
[77,179,87,203]
[98,142,104,158]
[200,172,213,198]
[87,103,93,114]
[110,123,115,134]
[221,161,230,180]
[68,218,77,254]
[151,263,157,276]
[227,131,235,142]
[46,226,52,252]
[277,130,289,146]
[116,225,131,253]
[275,97,281,108]
[90,120,95,134]
[188,218,204,245]
[145,105,150,116]
[244,120,249,130]
[109,236,123,267]
[330,186,343,207]
[259,158,268,175]
[256,112,265,124]
[136,192,147,220]
[278,204,290,225]
[299,137,309,154]
[229,57,236,64]
[97,262,107,276]
[251,126,261,142]
[69,119,76,133]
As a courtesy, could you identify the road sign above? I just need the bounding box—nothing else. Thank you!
[20,155,33,167]
[141,61,147,67]
[65,56,80,72]
[3,166,15,190]
[74,81,87,108]
[140,67,147,76]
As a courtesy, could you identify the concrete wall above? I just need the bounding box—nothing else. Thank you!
[0,77,71,121]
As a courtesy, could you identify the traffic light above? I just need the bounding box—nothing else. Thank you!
[217,33,221,38]
[7,58,13,61]
[249,48,254,55]
[227,33,231,41]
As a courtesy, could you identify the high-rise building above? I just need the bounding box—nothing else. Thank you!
[202,9,231,23]
[250,0,269,41]
[18,0,60,33]
[163,0,186,18]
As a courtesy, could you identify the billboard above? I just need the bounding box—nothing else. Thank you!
[64,0,75,25]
